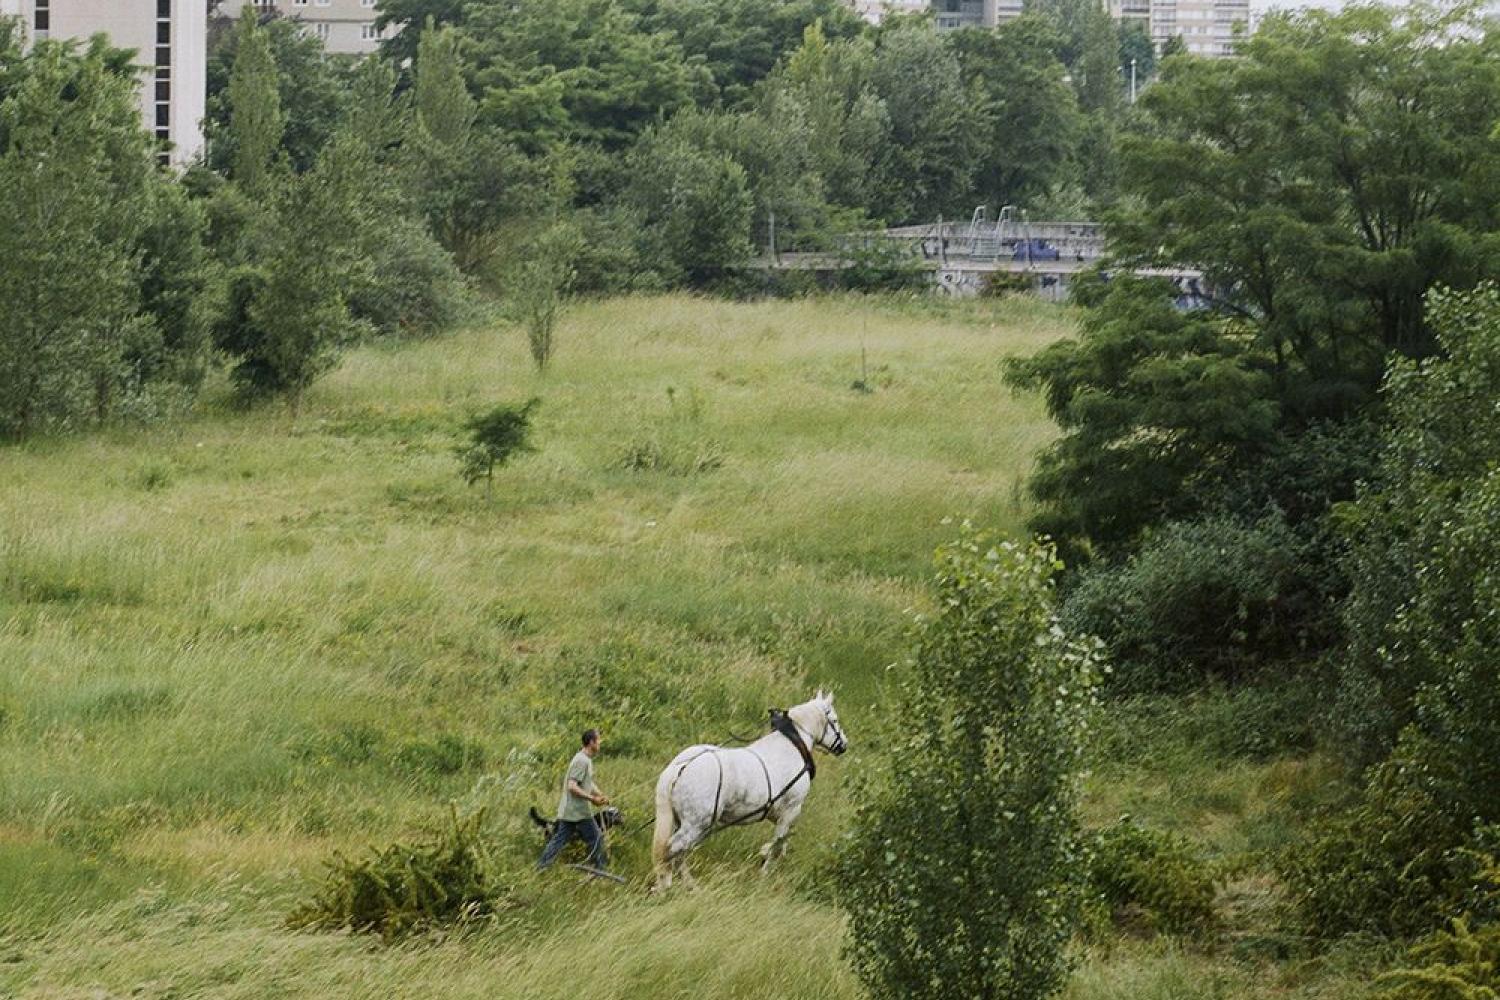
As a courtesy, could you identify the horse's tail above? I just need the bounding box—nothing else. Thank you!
[651,767,676,874]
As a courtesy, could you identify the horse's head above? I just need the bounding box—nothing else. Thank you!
[802,689,848,756]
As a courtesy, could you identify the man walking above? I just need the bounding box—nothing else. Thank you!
[538,728,609,871]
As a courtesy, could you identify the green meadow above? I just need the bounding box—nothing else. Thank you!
[0,295,1372,997]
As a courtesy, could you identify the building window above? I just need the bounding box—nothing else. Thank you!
[362,0,377,6]
[292,0,308,5]
[34,0,49,33]
[316,0,331,6]
[361,23,380,39]
[314,22,330,39]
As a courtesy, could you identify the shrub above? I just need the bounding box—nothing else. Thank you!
[348,216,470,338]
[840,532,1104,1000]
[511,225,580,371]
[980,270,1034,299]
[835,239,929,294]
[1284,762,1474,941]
[456,399,539,498]
[288,807,501,940]
[1377,918,1500,998]
[1085,817,1218,939]
[1062,513,1321,692]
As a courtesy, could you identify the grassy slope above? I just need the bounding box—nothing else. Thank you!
[0,294,1371,998]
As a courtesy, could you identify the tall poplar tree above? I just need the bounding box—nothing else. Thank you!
[226,7,283,193]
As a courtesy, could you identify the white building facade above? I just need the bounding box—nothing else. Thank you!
[926,0,1248,57]
[249,0,389,55]
[1150,0,1249,56]
[0,0,206,164]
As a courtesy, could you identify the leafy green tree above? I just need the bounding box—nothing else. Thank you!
[1075,3,1122,115]
[0,28,208,437]
[1113,3,1500,415]
[1336,283,1500,764]
[1291,284,1500,938]
[224,7,285,193]
[866,24,985,222]
[414,17,475,148]
[463,0,707,151]
[224,135,375,410]
[765,22,889,220]
[376,0,469,66]
[1117,21,1154,88]
[406,19,549,273]
[625,124,754,283]
[1006,278,1278,556]
[207,13,348,175]
[457,399,540,498]
[636,0,866,108]
[512,225,580,370]
[948,17,1080,208]
[841,531,1102,1000]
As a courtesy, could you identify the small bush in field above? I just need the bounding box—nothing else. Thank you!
[1086,817,1218,939]
[288,807,500,940]
[456,398,538,498]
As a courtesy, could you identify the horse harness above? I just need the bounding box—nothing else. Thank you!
[669,708,817,831]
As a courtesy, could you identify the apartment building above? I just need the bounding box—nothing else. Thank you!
[852,0,926,26]
[1150,0,1249,56]
[928,0,1246,57]
[248,0,389,55]
[932,0,1022,31]
[0,0,206,164]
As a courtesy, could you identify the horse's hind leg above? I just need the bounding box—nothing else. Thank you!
[668,825,703,890]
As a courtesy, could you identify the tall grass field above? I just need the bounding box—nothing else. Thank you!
[1,295,1371,997]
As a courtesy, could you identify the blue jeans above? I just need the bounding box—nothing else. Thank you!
[537,817,608,870]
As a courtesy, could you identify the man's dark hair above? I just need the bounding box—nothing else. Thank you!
[582,728,599,748]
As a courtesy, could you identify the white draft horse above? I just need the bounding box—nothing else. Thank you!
[651,690,848,890]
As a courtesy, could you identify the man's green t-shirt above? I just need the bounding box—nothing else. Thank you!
[557,750,595,821]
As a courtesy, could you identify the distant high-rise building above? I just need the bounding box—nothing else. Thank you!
[246,0,390,55]
[853,0,926,26]
[0,0,206,164]
[931,0,1023,31]
[1150,0,1248,57]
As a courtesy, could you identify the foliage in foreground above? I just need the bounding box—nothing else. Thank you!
[288,808,502,940]
[841,532,1103,1000]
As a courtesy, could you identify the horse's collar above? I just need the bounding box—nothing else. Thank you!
[769,708,816,780]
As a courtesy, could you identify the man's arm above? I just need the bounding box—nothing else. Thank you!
[568,778,607,806]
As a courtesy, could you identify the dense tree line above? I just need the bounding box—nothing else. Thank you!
[0,0,1150,438]
[1006,0,1500,968]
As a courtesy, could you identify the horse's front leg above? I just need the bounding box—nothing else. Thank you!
[759,804,802,873]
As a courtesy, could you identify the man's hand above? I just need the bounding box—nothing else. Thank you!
[592,793,609,806]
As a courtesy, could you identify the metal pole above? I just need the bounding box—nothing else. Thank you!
[768,208,777,263]
[1130,57,1137,104]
